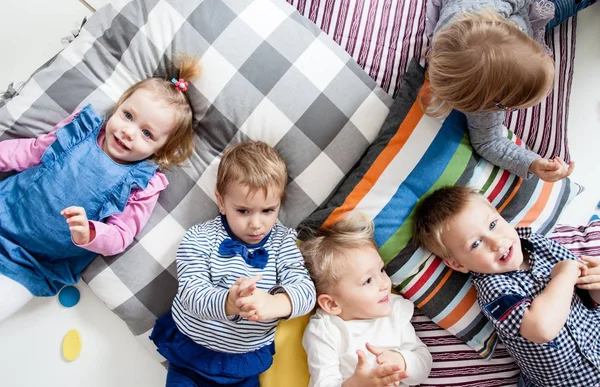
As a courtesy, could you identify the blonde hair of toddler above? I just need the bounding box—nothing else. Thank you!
[422,10,554,117]
[300,213,377,295]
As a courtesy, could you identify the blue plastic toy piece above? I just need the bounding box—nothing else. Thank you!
[590,214,600,223]
[58,286,80,308]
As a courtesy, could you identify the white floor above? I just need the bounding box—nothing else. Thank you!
[0,2,598,387]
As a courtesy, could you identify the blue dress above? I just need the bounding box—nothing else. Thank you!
[0,104,158,296]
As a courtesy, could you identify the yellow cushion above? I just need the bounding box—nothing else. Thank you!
[259,314,311,387]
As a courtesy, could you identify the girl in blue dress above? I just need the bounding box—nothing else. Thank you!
[0,55,200,322]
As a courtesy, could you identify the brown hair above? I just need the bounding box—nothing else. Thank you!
[300,213,377,295]
[422,10,554,117]
[113,54,201,169]
[216,141,288,201]
[413,186,481,258]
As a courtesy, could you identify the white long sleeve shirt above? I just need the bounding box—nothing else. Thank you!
[303,294,432,387]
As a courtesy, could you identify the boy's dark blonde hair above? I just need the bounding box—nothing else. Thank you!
[422,10,554,117]
[113,54,201,169]
[216,141,288,201]
[413,186,481,258]
[300,213,377,295]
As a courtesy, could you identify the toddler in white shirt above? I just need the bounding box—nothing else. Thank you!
[300,214,433,387]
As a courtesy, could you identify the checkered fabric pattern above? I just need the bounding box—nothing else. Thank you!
[472,228,600,387]
[0,0,391,355]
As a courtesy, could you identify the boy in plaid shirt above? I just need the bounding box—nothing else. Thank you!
[413,186,600,387]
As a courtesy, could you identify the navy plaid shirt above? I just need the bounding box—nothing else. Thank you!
[472,227,600,387]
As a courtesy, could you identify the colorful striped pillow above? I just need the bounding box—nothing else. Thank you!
[299,60,582,358]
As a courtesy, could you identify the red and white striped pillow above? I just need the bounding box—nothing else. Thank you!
[288,0,577,162]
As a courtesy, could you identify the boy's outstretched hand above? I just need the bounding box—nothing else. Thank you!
[344,348,409,387]
[61,206,94,245]
[529,157,574,182]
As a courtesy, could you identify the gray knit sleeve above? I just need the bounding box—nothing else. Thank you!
[466,111,540,179]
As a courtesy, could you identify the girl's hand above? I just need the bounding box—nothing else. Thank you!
[226,275,261,317]
[60,206,93,245]
[237,286,291,321]
[529,157,574,182]
[344,349,409,387]
[366,343,407,371]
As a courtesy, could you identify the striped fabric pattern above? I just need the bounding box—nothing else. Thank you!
[552,220,600,256]
[287,0,577,162]
[413,310,520,387]
[299,60,582,358]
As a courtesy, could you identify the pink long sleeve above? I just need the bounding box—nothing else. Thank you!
[0,110,77,171]
[0,131,58,171]
[78,172,168,256]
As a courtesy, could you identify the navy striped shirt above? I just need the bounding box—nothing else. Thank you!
[172,216,316,353]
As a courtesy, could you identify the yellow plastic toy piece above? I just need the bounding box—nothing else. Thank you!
[62,329,82,362]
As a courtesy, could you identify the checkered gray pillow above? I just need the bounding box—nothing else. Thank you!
[0,0,391,354]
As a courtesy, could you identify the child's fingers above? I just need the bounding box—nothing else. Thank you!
[540,158,560,172]
[239,275,262,290]
[373,364,401,382]
[238,283,256,298]
[549,157,574,178]
[365,342,384,357]
[239,309,257,320]
[60,206,85,217]
[576,274,600,288]
[581,256,600,267]
[66,215,87,226]
[565,160,575,177]
[356,349,367,368]
[239,303,257,313]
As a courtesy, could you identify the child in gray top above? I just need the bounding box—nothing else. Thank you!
[423,1,574,182]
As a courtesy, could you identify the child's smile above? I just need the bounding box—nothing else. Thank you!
[440,196,526,274]
[103,88,176,164]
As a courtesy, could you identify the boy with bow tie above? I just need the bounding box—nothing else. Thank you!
[150,141,316,387]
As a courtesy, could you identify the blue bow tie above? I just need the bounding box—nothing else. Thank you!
[218,238,269,269]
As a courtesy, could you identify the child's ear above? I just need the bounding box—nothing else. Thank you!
[215,190,225,215]
[442,257,469,273]
[317,294,342,315]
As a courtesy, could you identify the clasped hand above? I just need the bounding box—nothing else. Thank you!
[226,275,281,321]
[576,256,600,290]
